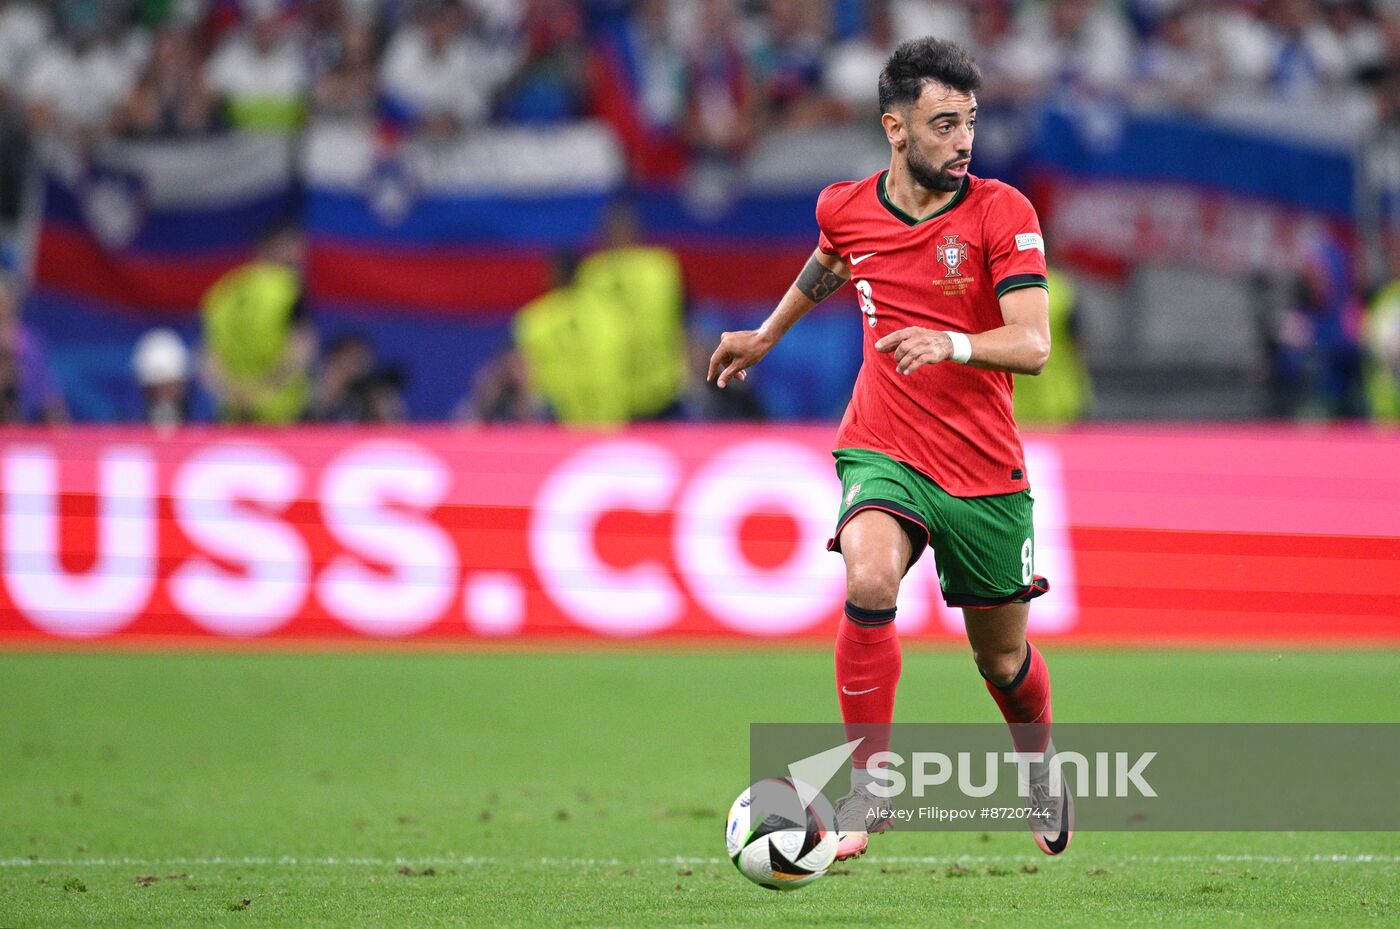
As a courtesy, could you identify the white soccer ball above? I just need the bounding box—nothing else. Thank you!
[725,777,837,891]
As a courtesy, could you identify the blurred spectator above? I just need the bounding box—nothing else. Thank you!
[131,0,206,29]
[1364,236,1400,421]
[889,0,970,47]
[307,332,374,421]
[965,0,1041,104]
[626,0,685,135]
[25,1,143,146]
[311,17,377,119]
[679,322,763,421]
[573,199,687,421]
[750,0,831,129]
[1190,0,1274,88]
[824,0,898,117]
[1013,267,1094,425]
[341,0,382,27]
[493,0,587,124]
[1324,0,1386,81]
[379,0,514,136]
[205,0,308,132]
[0,273,67,424]
[463,0,522,35]
[1261,248,1366,419]
[360,365,407,421]
[306,330,408,419]
[1262,271,1322,417]
[0,0,48,223]
[200,223,316,423]
[513,251,631,426]
[680,0,756,162]
[306,0,350,78]
[514,206,688,427]
[1011,0,1134,97]
[116,27,222,137]
[456,347,551,424]
[0,350,22,421]
[131,326,196,428]
[306,332,409,422]
[1135,4,1220,108]
[0,0,50,70]
[596,0,688,181]
[1262,0,1349,98]
[1365,291,1400,419]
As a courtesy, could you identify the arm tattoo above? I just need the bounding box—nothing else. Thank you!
[794,255,848,303]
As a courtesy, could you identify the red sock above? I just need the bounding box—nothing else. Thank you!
[984,642,1052,754]
[835,603,902,770]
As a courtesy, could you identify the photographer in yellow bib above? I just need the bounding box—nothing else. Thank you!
[200,223,317,424]
[1013,267,1093,425]
[514,201,687,426]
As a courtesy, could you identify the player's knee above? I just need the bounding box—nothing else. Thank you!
[972,643,1025,688]
[845,560,900,612]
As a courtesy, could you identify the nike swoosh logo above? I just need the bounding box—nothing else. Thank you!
[841,686,879,696]
[850,252,877,265]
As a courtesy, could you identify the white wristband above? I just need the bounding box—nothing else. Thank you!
[945,331,973,364]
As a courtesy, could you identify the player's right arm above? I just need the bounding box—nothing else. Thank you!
[708,248,851,388]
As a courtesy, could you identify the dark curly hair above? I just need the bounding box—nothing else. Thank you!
[877,37,983,113]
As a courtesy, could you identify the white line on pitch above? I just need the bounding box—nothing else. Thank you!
[1,853,1398,869]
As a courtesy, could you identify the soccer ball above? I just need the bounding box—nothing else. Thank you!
[725,777,837,891]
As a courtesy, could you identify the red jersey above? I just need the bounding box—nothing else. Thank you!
[816,171,1048,497]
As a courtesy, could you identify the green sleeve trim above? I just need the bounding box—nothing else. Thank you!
[994,273,1049,298]
[999,281,1050,296]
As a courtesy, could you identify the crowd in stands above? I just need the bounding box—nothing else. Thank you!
[0,0,1399,424]
[0,0,1396,193]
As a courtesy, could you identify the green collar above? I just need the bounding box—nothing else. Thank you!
[877,170,969,226]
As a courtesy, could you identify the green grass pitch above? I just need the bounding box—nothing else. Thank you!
[2,648,1398,928]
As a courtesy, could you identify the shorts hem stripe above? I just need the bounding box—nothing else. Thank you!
[827,499,932,554]
[945,575,1050,609]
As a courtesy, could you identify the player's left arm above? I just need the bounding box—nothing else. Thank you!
[971,284,1053,375]
[874,285,1050,376]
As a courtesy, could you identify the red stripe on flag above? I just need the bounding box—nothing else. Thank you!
[308,243,555,312]
[34,226,245,311]
[307,243,816,312]
[677,246,814,302]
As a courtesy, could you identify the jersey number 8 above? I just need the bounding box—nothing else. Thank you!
[854,280,878,328]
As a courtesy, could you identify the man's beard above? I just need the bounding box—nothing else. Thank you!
[906,140,965,193]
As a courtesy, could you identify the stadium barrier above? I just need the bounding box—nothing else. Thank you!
[0,425,1395,645]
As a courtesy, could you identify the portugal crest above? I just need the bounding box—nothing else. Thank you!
[939,234,968,278]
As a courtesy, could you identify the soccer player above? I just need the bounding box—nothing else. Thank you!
[708,37,1070,860]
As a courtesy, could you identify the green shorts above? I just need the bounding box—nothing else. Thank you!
[827,448,1049,608]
